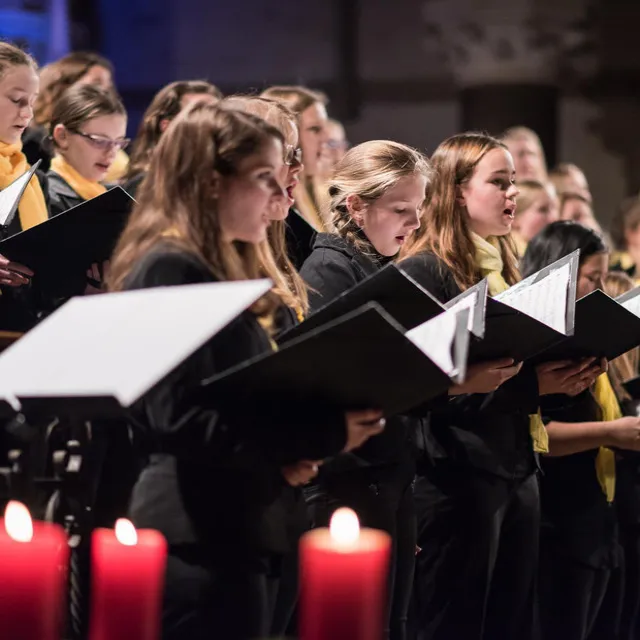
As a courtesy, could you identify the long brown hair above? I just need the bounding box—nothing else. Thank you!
[329,140,430,257]
[402,132,520,291]
[604,272,640,402]
[222,95,308,313]
[107,102,284,318]
[34,51,114,127]
[126,80,222,180]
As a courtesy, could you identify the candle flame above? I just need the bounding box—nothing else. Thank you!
[4,500,33,543]
[114,518,138,546]
[329,507,360,546]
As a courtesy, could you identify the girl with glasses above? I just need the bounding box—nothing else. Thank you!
[47,83,128,217]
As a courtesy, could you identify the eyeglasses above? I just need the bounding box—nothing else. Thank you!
[284,145,303,166]
[326,139,349,151]
[71,130,130,152]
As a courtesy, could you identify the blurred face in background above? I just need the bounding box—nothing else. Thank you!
[505,133,547,182]
[298,101,328,177]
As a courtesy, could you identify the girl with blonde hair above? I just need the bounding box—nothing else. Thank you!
[301,139,430,640]
[511,179,559,256]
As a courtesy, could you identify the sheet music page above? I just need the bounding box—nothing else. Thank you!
[406,309,458,375]
[621,294,640,318]
[0,168,36,226]
[446,290,478,332]
[495,263,571,333]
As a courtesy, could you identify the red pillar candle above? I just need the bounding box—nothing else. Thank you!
[89,518,167,640]
[0,501,69,640]
[300,508,391,640]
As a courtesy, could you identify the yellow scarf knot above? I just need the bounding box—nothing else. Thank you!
[0,141,48,230]
[51,155,107,201]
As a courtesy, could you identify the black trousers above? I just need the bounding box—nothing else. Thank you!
[411,469,540,640]
[312,465,417,640]
[161,549,271,640]
[618,527,640,640]
[538,547,611,640]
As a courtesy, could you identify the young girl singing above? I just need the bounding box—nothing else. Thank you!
[301,139,429,640]
[107,102,383,640]
[399,133,600,640]
[522,221,640,640]
[47,83,128,216]
[0,42,48,329]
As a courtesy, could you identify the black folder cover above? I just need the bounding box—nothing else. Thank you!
[0,187,134,295]
[534,289,640,362]
[278,264,445,344]
[204,303,468,417]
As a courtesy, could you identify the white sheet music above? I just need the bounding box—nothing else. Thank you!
[495,263,571,334]
[0,165,38,226]
[621,293,640,318]
[446,290,478,332]
[0,279,272,406]
[406,309,459,375]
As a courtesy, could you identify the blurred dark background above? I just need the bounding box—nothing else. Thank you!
[2,0,640,227]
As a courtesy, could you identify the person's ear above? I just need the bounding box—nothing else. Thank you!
[346,194,367,226]
[52,124,69,150]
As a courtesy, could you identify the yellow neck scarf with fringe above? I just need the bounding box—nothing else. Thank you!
[472,232,549,453]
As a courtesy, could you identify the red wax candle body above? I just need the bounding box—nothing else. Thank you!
[88,526,167,640]
[0,520,69,640]
[300,527,391,640]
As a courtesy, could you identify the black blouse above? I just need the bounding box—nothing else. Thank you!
[125,244,346,559]
[399,251,538,480]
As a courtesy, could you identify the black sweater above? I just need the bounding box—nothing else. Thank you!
[300,232,416,472]
[125,245,346,559]
[399,251,538,479]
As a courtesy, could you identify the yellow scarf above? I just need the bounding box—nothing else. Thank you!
[472,232,549,453]
[0,142,48,230]
[51,155,107,201]
[104,149,130,184]
[594,373,621,503]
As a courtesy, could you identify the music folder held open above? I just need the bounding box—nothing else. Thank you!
[534,284,640,362]
[446,251,579,363]
[0,186,134,296]
[278,264,446,344]
[0,279,273,418]
[203,303,471,417]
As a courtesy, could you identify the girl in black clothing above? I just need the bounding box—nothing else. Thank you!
[124,80,222,198]
[47,83,128,217]
[522,222,640,640]
[106,102,383,640]
[222,93,314,635]
[399,133,602,640]
[300,139,430,640]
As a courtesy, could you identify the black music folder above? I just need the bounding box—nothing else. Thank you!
[203,303,471,417]
[447,251,579,362]
[0,160,41,234]
[278,264,445,344]
[0,279,273,419]
[0,186,134,296]
[535,289,640,362]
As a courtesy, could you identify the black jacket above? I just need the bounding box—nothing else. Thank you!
[300,232,416,473]
[285,208,316,271]
[125,245,346,560]
[22,125,51,173]
[540,391,620,568]
[0,170,51,331]
[399,251,538,479]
